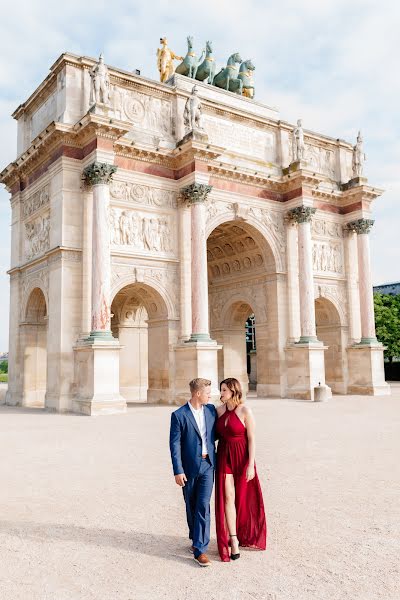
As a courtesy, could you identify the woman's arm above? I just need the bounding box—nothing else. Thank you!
[243,406,256,482]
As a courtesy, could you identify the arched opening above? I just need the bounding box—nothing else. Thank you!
[315,297,346,394]
[207,220,282,397]
[111,282,170,403]
[21,287,47,407]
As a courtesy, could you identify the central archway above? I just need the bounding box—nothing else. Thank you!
[207,219,285,398]
[111,282,170,403]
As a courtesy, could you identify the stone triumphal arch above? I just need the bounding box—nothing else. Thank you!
[0,52,389,414]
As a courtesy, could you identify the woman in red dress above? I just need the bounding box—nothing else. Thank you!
[215,377,267,561]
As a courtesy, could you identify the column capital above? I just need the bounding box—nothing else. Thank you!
[287,206,316,224]
[83,162,117,187]
[346,218,374,235]
[180,183,212,204]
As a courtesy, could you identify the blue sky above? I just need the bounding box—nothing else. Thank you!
[0,0,399,351]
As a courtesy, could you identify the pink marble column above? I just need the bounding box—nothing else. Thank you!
[181,183,212,342]
[288,206,318,342]
[83,162,117,341]
[348,219,377,343]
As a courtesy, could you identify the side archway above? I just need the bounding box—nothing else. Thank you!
[315,296,347,393]
[21,287,48,407]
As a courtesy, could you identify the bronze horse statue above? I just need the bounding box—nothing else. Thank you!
[213,53,243,94]
[195,41,216,85]
[238,59,255,98]
[175,36,205,79]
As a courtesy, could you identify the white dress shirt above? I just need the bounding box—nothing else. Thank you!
[188,401,208,455]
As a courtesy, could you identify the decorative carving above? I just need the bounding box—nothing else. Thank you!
[352,131,366,178]
[292,119,305,162]
[89,54,110,106]
[22,185,50,218]
[25,213,50,259]
[346,218,374,235]
[109,208,174,253]
[287,206,316,224]
[20,268,49,322]
[315,283,348,321]
[111,88,172,135]
[183,86,204,134]
[312,241,343,274]
[83,162,117,186]
[110,180,176,208]
[311,219,343,239]
[249,207,285,254]
[180,183,212,204]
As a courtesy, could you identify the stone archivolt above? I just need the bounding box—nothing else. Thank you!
[109,207,174,254]
[20,267,49,322]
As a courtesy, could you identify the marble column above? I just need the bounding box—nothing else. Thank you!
[80,187,93,337]
[347,218,377,343]
[285,217,301,342]
[178,199,192,341]
[180,183,212,342]
[82,162,117,341]
[287,206,318,343]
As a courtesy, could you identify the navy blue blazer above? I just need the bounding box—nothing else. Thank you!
[169,402,217,478]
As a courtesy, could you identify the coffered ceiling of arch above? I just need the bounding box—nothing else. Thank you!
[207,222,268,283]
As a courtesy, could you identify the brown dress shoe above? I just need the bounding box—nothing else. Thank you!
[194,553,211,567]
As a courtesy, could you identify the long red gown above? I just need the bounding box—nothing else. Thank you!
[215,407,267,561]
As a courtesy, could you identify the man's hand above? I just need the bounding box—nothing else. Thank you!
[175,473,187,487]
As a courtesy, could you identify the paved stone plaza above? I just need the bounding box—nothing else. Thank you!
[0,389,399,600]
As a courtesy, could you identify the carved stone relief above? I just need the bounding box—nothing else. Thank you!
[205,199,233,223]
[111,87,173,137]
[248,207,285,255]
[22,185,50,218]
[315,283,348,321]
[20,268,49,322]
[288,138,336,179]
[110,208,175,254]
[209,280,267,328]
[311,219,343,239]
[25,212,50,259]
[110,180,177,208]
[312,241,343,275]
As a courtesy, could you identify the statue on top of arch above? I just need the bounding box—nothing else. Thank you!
[89,53,111,106]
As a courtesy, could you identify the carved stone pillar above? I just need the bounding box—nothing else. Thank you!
[180,183,212,342]
[178,197,192,341]
[285,216,301,342]
[347,219,376,343]
[83,162,117,341]
[80,186,93,337]
[287,206,317,342]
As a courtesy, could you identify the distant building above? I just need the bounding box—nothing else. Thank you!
[374,282,400,296]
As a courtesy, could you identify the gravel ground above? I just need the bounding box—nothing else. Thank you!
[0,386,399,600]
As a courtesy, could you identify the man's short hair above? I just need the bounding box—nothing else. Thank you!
[189,378,211,393]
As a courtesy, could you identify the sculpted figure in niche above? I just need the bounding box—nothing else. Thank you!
[183,85,203,133]
[157,37,183,83]
[292,119,305,162]
[352,131,366,177]
[90,54,110,105]
[120,211,131,245]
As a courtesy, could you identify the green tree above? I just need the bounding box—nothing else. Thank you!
[374,293,400,361]
[0,360,8,374]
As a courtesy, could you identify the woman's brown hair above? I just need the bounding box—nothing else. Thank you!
[220,378,243,407]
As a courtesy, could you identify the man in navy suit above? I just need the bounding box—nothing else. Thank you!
[169,378,217,567]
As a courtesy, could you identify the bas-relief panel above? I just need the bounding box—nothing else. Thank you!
[311,218,343,239]
[22,185,50,218]
[24,212,50,260]
[111,86,173,138]
[30,91,57,141]
[312,241,343,275]
[110,180,177,208]
[288,137,336,179]
[110,207,175,255]
[203,115,276,163]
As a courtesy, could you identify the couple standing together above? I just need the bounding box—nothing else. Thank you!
[169,377,267,566]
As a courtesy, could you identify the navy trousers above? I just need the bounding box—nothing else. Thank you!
[182,457,214,558]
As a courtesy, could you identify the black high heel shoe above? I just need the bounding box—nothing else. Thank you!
[230,534,240,560]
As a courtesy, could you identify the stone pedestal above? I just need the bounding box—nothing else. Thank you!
[285,342,332,401]
[174,340,222,405]
[73,340,127,415]
[347,344,390,396]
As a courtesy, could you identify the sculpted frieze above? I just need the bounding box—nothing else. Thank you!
[312,241,343,275]
[110,207,175,254]
[22,185,50,218]
[288,138,336,179]
[311,219,343,239]
[25,213,50,260]
[111,87,173,137]
[110,180,177,208]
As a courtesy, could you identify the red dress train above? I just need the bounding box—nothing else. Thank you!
[215,408,267,561]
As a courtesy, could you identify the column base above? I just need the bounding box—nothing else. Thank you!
[85,330,116,343]
[347,343,391,396]
[285,342,332,401]
[186,333,214,343]
[174,340,222,405]
[72,339,127,416]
